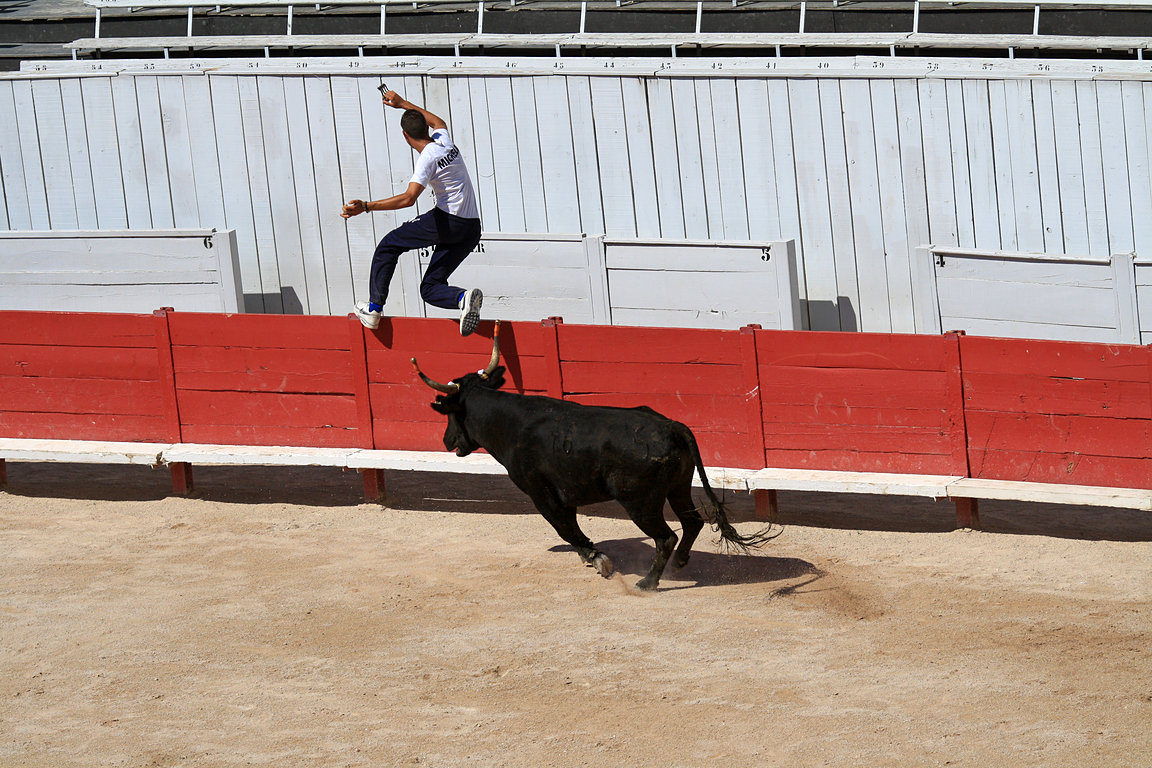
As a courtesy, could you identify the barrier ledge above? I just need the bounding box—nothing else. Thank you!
[161,444,360,467]
[946,478,1152,512]
[747,468,961,499]
[346,449,506,475]
[0,438,169,466]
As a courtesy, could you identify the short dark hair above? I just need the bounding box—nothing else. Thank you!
[400,109,429,140]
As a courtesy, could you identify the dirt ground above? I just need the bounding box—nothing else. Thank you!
[2,461,1150,767]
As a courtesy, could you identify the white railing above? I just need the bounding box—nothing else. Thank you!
[72,0,1152,58]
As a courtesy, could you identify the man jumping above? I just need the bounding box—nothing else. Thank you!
[341,88,484,336]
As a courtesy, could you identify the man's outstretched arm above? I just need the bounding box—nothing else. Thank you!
[381,89,447,131]
[340,182,425,218]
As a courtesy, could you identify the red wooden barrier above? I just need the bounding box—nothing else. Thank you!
[2,310,1150,499]
[0,311,173,442]
[168,313,362,448]
[553,324,750,467]
[751,329,968,476]
[961,336,1152,489]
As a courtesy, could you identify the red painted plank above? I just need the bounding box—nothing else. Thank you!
[740,326,768,470]
[960,335,1148,380]
[759,367,950,409]
[757,330,952,371]
[361,318,513,354]
[0,311,156,347]
[761,423,954,455]
[367,350,550,389]
[348,318,375,450]
[557,324,742,364]
[969,449,1151,489]
[762,448,959,475]
[168,313,351,349]
[566,393,747,432]
[0,345,161,380]
[173,347,356,393]
[963,372,1151,419]
[942,332,970,477]
[153,310,183,443]
[694,430,756,467]
[2,377,167,416]
[368,382,442,423]
[176,390,358,429]
[370,382,551,421]
[0,411,170,441]
[762,403,951,429]
[964,411,1150,457]
[561,361,742,397]
[180,424,361,448]
[373,419,449,452]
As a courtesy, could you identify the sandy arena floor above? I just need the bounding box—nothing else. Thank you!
[2,462,1150,767]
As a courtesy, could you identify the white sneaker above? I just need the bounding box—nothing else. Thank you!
[354,301,382,330]
[459,288,483,337]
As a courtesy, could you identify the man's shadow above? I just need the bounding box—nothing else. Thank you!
[550,536,822,591]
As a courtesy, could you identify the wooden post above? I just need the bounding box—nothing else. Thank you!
[954,496,980,529]
[170,462,194,495]
[361,466,384,502]
[542,317,565,399]
[347,314,385,501]
[753,489,778,522]
[153,308,193,495]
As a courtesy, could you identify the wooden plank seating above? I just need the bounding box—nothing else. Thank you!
[2,310,1149,530]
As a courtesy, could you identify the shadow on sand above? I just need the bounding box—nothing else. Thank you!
[550,536,822,592]
[4,463,1150,543]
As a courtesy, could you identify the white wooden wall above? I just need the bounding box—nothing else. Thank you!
[4,58,1152,332]
[912,246,1142,344]
[0,228,243,312]
[1137,259,1152,345]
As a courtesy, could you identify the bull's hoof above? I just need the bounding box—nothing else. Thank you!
[673,551,691,568]
[592,553,614,579]
[635,576,659,591]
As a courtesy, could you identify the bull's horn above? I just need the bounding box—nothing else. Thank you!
[480,320,501,379]
[411,358,460,395]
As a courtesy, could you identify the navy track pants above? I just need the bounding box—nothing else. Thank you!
[369,207,482,310]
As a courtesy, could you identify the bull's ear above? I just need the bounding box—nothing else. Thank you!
[481,366,506,389]
[430,397,460,414]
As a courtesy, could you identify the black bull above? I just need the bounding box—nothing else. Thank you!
[411,322,777,590]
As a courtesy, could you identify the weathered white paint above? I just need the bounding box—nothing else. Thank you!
[0,229,244,313]
[1136,259,1152,345]
[414,235,802,330]
[913,246,1142,343]
[4,59,1152,334]
[602,238,802,330]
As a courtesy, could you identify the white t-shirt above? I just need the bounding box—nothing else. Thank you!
[410,128,480,220]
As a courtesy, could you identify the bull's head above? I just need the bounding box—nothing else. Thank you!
[411,321,505,457]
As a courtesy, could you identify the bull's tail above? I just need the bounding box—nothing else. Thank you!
[677,423,781,552]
